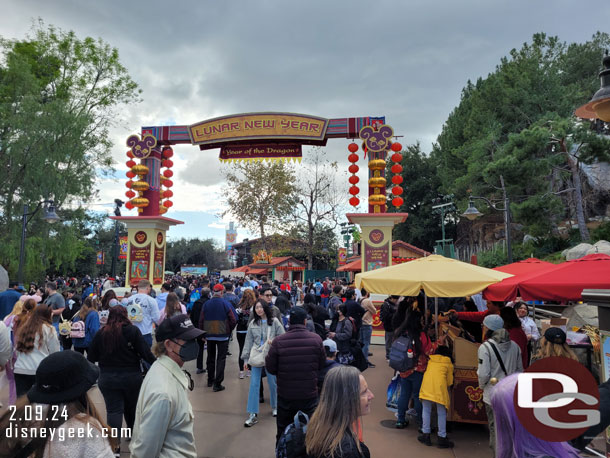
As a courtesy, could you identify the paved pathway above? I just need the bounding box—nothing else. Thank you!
[101,339,493,457]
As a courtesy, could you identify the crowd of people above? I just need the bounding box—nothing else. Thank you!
[0,274,607,457]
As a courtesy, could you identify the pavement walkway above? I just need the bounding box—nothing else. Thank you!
[103,339,493,457]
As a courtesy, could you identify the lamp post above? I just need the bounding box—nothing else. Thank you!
[111,199,124,278]
[461,196,513,264]
[17,200,61,286]
[432,199,456,258]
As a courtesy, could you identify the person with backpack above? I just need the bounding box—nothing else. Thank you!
[189,287,210,374]
[380,295,399,361]
[236,289,255,378]
[417,345,455,448]
[242,301,285,427]
[265,307,325,444]
[123,280,160,347]
[71,296,100,356]
[477,314,523,457]
[302,365,374,458]
[391,303,437,430]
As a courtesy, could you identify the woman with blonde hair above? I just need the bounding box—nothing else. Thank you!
[305,365,374,458]
[532,327,578,362]
[13,304,60,397]
[237,288,256,378]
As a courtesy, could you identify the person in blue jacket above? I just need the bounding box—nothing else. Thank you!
[72,296,100,356]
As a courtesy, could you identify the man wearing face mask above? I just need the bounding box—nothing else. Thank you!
[130,314,205,458]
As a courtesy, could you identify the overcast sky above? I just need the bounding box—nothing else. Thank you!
[2,0,609,245]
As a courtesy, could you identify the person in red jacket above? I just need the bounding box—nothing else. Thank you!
[452,300,504,324]
[500,306,529,369]
[265,306,325,444]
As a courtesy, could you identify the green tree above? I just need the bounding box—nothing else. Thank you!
[389,143,447,252]
[166,238,229,272]
[0,23,140,281]
[222,161,297,252]
[432,32,610,243]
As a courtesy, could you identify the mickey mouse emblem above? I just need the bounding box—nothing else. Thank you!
[359,124,394,153]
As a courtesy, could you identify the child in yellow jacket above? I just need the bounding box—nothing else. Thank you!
[418,345,454,448]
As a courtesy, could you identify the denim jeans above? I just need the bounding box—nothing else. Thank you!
[98,370,143,431]
[397,371,423,424]
[247,366,276,414]
[321,296,329,308]
[141,334,153,370]
[384,331,394,359]
[359,324,372,362]
[422,400,447,437]
[53,322,62,350]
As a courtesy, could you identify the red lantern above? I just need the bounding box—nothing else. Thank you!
[391,142,402,152]
[163,190,173,198]
[348,164,359,174]
[392,186,403,196]
[391,164,403,174]
[126,150,134,158]
[348,153,358,163]
[391,175,403,185]
[349,196,360,207]
[349,186,359,196]
[125,190,136,199]
[348,143,358,153]
[162,159,173,168]
[126,160,136,168]
[391,153,402,163]
[126,180,134,188]
[125,201,134,210]
[126,171,135,179]
[163,200,173,208]
[392,197,404,207]
[163,147,174,158]
[163,170,173,178]
[164,180,173,188]
[348,175,360,185]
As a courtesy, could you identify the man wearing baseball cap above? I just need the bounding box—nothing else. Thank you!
[199,283,236,392]
[130,314,205,458]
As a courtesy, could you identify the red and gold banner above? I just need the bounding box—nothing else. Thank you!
[119,236,128,260]
[96,251,104,265]
[153,244,164,284]
[338,247,347,266]
[129,243,150,286]
[219,143,302,162]
[364,242,389,271]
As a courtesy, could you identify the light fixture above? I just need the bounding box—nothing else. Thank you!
[461,199,483,221]
[43,202,61,223]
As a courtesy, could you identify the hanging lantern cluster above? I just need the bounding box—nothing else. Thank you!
[124,151,150,212]
[368,159,386,211]
[159,147,174,214]
[347,143,360,207]
[389,142,404,207]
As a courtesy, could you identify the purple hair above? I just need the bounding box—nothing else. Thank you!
[491,373,581,458]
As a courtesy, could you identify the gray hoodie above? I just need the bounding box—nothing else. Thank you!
[477,328,523,404]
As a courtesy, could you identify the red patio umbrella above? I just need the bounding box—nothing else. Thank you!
[519,253,610,302]
[483,258,559,301]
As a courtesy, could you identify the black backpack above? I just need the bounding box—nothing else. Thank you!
[276,411,309,458]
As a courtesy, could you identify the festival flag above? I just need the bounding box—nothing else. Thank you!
[96,251,105,265]
[119,236,128,260]
[338,247,347,266]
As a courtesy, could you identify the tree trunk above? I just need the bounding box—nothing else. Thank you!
[562,140,590,241]
[307,222,314,270]
[259,219,267,253]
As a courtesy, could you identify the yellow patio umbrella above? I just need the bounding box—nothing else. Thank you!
[355,255,513,298]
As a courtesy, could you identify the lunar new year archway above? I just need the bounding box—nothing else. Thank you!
[111,113,408,287]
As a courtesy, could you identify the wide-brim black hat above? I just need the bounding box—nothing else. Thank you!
[28,351,99,404]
